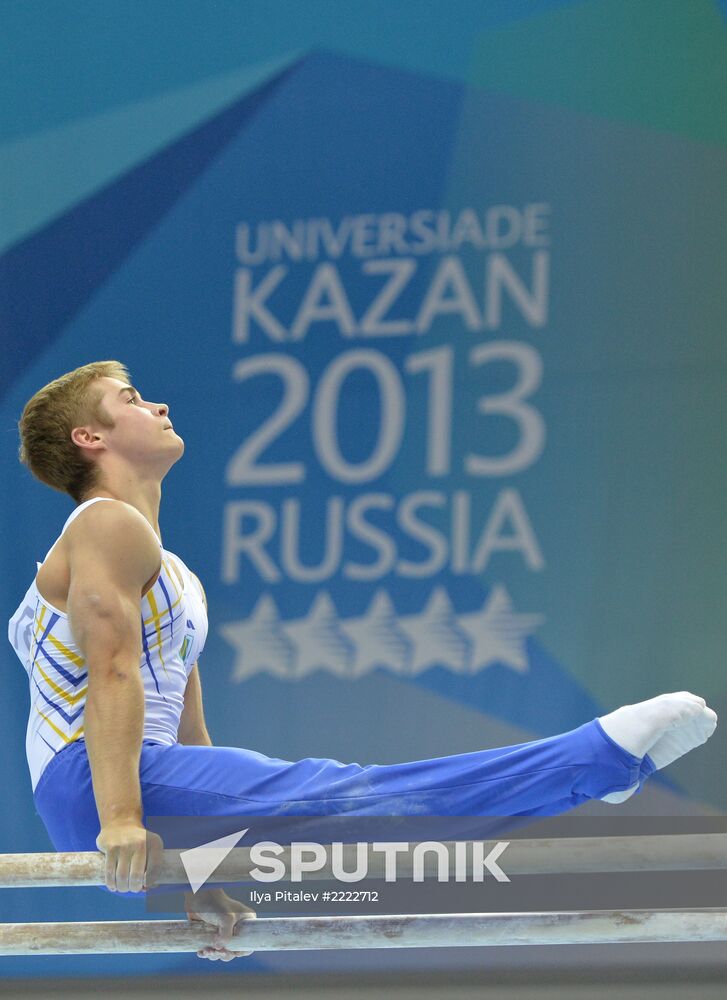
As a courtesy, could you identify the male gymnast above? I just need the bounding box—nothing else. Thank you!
[9,362,718,961]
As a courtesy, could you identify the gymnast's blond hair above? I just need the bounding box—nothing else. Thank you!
[17,360,131,504]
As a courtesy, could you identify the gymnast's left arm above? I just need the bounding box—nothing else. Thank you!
[178,661,212,746]
[178,572,257,960]
[178,572,213,746]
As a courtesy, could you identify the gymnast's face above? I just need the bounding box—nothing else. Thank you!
[74,376,185,466]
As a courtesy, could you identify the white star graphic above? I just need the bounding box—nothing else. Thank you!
[220,594,295,681]
[338,590,412,678]
[282,591,354,678]
[459,584,545,673]
[397,587,471,675]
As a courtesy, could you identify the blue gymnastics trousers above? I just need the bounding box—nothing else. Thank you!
[33,718,656,855]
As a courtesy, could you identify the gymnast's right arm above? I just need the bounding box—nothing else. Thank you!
[65,501,163,893]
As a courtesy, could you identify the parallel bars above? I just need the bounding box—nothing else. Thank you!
[2,835,726,955]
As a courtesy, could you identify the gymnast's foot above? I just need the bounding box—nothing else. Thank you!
[597,692,718,803]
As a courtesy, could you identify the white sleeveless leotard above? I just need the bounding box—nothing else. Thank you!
[7,497,208,791]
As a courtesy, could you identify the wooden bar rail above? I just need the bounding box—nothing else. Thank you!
[1,834,725,889]
[2,909,727,955]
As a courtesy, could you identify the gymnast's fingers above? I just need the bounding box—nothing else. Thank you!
[143,832,165,890]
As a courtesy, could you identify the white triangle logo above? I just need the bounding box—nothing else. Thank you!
[179,827,250,894]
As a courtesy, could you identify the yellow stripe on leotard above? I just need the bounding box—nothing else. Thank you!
[31,656,87,707]
[33,607,86,669]
[141,555,187,680]
[35,706,84,744]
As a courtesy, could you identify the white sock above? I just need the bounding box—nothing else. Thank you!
[597,692,717,804]
[601,784,640,804]
[646,705,718,769]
